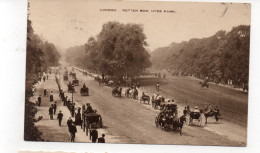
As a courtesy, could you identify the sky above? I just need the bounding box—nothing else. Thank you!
[29,0,251,51]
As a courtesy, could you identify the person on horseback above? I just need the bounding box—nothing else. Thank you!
[156,82,160,91]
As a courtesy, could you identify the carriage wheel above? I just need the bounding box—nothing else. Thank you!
[155,117,159,127]
[164,124,169,131]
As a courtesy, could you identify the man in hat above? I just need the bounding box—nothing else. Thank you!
[44,88,47,97]
[53,101,57,114]
[49,104,54,119]
[90,127,98,143]
[37,95,41,106]
[57,111,63,127]
[98,134,105,143]
[49,91,53,102]
[69,122,77,142]
[67,117,73,130]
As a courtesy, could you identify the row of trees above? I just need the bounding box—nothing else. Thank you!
[26,21,61,75]
[25,7,61,140]
[151,25,250,86]
[65,21,152,82]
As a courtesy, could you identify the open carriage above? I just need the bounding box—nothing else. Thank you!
[80,87,89,96]
[67,84,75,93]
[82,112,103,135]
[72,79,79,86]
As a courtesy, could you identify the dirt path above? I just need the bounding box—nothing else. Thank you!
[61,66,243,146]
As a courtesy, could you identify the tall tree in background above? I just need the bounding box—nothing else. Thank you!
[65,21,152,82]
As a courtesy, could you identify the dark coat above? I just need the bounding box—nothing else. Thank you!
[98,137,105,143]
[49,107,53,114]
[91,129,98,140]
[67,119,73,127]
[69,125,77,134]
[38,97,41,103]
[57,112,63,120]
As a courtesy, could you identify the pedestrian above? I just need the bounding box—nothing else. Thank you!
[53,101,57,114]
[43,76,46,82]
[46,74,48,80]
[50,91,53,102]
[64,96,68,106]
[69,122,77,142]
[49,104,54,120]
[67,117,73,130]
[44,88,47,97]
[37,95,41,106]
[98,134,105,143]
[71,103,75,117]
[57,111,63,127]
[90,127,98,143]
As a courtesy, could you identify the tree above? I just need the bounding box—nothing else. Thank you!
[96,21,151,81]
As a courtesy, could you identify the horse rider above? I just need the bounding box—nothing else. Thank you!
[193,106,200,113]
[156,82,160,91]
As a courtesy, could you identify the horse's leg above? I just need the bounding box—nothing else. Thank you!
[205,116,207,124]
[215,114,219,123]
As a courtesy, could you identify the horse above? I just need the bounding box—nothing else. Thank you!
[140,92,150,104]
[125,88,131,97]
[129,88,138,99]
[112,87,122,97]
[203,109,219,124]
[199,81,209,88]
[172,115,187,135]
[152,96,165,109]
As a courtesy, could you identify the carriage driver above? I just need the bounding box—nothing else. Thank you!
[83,83,86,89]
[193,106,200,113]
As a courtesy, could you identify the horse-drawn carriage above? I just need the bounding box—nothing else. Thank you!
[82,110,103,135]
[140,92,150,104]
[67,84,75,93]
[160,102,178,116]
[188,111,202,125]
[155,111,186,135]
[125,87,138,99]
[72,79,79,86]
[112,87,122,97]
[151,95,165,109]
[80,87,89,96]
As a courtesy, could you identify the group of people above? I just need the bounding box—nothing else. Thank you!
[48,102,57,120]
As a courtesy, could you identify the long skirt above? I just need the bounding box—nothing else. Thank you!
[50,95,53,102]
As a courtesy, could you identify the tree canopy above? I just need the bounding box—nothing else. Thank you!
[65,21,151,81]
[151,25,250,86]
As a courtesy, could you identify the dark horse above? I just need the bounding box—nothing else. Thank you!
[163,115,186,135]
[204,109,219,124]
[140,92,150,104]
[199,81,209,88]
[112,87,122,97]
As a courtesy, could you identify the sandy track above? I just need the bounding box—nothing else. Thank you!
[61,67,244,146]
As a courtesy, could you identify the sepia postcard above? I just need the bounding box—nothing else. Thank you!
[25,0,250,146]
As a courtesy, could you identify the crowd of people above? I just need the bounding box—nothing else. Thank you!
[35,69,106,143]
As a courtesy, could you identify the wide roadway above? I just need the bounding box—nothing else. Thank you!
[62,66,244,146]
